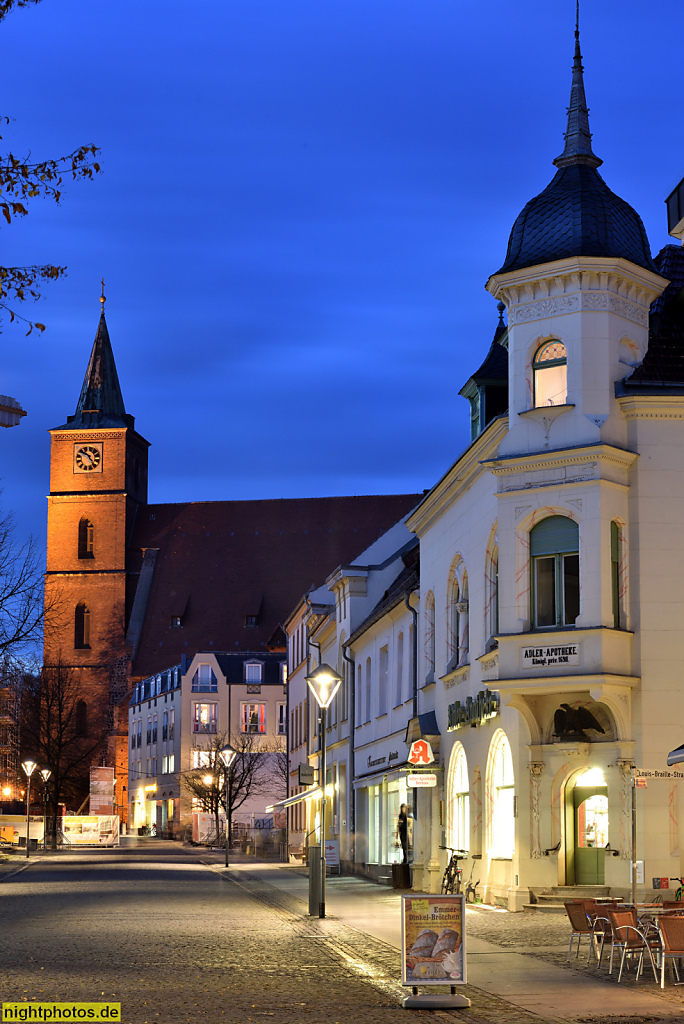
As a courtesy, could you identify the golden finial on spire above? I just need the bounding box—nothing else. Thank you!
[100,278,106,316]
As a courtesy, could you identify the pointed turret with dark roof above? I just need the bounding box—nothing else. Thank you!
[55,312,135,430]
[495,6,654,276]
[459,302,509,440]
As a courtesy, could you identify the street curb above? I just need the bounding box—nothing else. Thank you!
[0,855,43,883]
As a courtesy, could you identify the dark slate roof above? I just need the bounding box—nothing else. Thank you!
[54,314,135,430]
[617,245,684,391]
[127,493,422,677]
[497,164,655,275]
[213,652,284,685]
[461,304,508,392]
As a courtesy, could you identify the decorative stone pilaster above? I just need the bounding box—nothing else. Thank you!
[617,759,633,859]
[529,762,545,859]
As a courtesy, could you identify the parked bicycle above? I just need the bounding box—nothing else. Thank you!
[440,847,467,895]
[669,877,684,901]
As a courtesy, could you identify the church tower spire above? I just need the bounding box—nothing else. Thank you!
[69,311,132,429]
[553,1,602,169]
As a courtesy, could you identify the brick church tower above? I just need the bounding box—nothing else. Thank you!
[44,306,149,809]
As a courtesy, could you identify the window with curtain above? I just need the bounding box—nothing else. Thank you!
[488,731,514,858]
[447,742,469,853]
[530,515,579,628]
[533,340,567,407]
[425,593,435,680]
[611,521,621,629]
[192,664,217,692]
[395,632,404,707]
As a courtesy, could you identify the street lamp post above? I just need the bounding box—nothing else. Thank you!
[21,760,38,859]
[305,664,342,919]
[40,769,51,852]
[218,743,238,868]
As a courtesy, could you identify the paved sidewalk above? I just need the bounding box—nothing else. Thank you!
[197,852,679,1021]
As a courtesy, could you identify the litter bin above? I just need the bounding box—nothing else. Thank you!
[392,863,411,889]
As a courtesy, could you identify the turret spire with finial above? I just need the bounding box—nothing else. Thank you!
[553,1,602,170]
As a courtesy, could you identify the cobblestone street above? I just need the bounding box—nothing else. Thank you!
[0,844,682,1024]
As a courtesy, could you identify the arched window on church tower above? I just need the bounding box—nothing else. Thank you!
[75,603,91,649]
[76,700,88,737]
[78,518,94,559]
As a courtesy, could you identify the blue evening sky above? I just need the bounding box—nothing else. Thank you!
[1,0,681,547]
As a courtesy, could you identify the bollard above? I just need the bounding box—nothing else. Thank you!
[308,845,321,917]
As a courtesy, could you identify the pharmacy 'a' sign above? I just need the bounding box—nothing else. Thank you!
[408,739,434,766]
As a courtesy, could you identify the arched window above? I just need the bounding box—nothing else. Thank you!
[487,730,514,858]
[74,603,91,649]
[395,632,404,707]
[425,592,435,681]
[76,700,88,737]
[78,518,94,559]
[447,578,460,669]
[530,515,579,629]
[533,341,567,408]
[447,742,469,852]
[485,543,499,645]
[458,571,469,666]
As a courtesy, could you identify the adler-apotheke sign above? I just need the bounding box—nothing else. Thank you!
[447,689,500,732]
[520,643,581,670]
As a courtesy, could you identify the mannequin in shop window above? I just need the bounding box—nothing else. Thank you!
[397,803,409,864]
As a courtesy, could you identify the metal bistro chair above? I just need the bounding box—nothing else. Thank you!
[605,907,659,983]
[564,901,600,962]
[658,914,684,988]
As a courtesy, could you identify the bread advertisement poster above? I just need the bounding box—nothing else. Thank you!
[401,894,465,986]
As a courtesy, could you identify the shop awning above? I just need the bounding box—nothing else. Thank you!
[265,787,323,812]
[667,744,684,766]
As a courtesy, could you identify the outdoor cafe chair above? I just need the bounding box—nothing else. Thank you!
[564,901,600,962]
[657,914,684,988]
[605,908,659,984]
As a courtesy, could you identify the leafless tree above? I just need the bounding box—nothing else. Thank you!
[0,508,44,660]
[21,660,103,846]
[180,731,285,845]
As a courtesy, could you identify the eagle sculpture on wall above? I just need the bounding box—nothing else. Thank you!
[553,703,606,742]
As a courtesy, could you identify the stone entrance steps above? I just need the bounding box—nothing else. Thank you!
[524,884,611,913]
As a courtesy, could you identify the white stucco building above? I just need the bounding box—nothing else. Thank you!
[283,25,684,908]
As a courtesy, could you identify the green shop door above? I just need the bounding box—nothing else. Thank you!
[573,785,608,885]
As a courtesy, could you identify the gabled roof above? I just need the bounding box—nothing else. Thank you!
[617,245,684,391]
[55,314,135,430]
[347,542,419,646]
[128,493,422,678]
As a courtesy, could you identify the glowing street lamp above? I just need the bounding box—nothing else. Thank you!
[305,664,342,918]
[218,743,238,868]
[40,769,51,851]
[21,760,38,859]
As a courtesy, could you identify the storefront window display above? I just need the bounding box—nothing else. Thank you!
[386,778,410,864]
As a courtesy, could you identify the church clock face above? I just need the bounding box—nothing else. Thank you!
[73,442,103,473]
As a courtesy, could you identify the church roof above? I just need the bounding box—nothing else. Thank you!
[56,314,134,430]
[617,245,684,392]
[127,492,423,678]
[495,23,655,276]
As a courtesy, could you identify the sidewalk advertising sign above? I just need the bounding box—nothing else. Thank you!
[63,816,119,846]
[90,767,115,814]
[401,894,466,986]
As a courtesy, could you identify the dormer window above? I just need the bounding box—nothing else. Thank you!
[245,615,257,628]
[244,661,263,684]
[170,616,182,628]
[533,341,567,408]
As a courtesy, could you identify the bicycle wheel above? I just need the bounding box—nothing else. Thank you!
[441,864,455,894]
